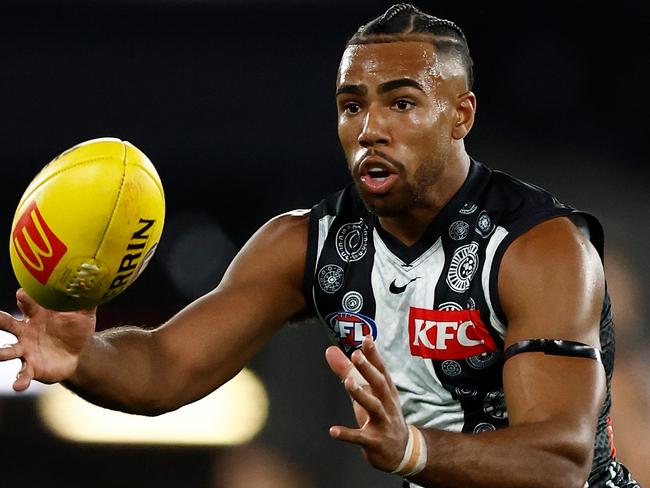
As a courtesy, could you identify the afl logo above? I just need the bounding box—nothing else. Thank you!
[325,311,378,353]
[446,242,480,293]
[336,219,368,262]
[318,264,344,294]
[475,210,495,238]
[449,220,469,241]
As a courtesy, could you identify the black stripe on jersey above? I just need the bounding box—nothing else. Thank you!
[309,187,378,357]
[431,206,506,433]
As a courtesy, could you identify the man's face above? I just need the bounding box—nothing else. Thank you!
[336,41,460,217]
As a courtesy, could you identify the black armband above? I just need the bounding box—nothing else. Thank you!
[504,339,601,362]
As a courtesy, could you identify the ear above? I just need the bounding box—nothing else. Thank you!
[452,91,477,140]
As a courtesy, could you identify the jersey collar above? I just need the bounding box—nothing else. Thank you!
[373,158,490,264]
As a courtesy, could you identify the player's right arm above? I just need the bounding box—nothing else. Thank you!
[0,211,310,415]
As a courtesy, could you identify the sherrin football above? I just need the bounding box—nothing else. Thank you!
[9,137,165,311]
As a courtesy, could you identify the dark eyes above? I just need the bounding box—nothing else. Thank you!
[341,99,415,115]
[393,99,414,111]
[343,102,361,114]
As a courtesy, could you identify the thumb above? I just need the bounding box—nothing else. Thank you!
[325,345,353,381]
[16,289,41,317]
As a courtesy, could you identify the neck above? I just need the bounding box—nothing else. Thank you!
[378,152,471,246]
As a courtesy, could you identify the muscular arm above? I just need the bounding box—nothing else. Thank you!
[407,217,606,488]
[65,211,309,415]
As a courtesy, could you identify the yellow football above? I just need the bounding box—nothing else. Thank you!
[9,137,165,311]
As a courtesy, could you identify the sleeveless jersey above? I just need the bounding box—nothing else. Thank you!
[303,159,636,487]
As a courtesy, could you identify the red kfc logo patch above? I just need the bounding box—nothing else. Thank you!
[408,308,497,360]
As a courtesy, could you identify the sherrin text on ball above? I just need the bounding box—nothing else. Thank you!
[9,137,165,311]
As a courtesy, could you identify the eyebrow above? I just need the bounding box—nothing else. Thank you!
[335,78,425,97]
[335,84,367,97]
[378,78,425,94]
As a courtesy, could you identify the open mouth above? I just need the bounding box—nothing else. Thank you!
[359,158,399,194]
[365,166,392,181]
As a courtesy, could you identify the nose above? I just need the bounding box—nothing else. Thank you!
[358,108,390,148]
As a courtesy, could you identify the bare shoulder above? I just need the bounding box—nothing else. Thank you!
[502,216,600,269]
[498,216,604,345]
[258,209,310,242]
[241,209,310,264]
[220,209,311,291]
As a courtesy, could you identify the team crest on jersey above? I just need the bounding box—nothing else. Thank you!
[325,311,378,353]
[483,389,507,419]
[475,210,495,238]
[455,386,478,398]
[446,241,480,293]
[342,291,363,312]
[441,360,462,377]
[439,301,463,312]
[473,422,496,433]
[459,202,478,214]
[318,264,344,294]
[449,220,469,241]
[466,351,499,370]
[336,219,368,262]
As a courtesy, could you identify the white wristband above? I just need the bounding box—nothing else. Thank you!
[391,425,427,477]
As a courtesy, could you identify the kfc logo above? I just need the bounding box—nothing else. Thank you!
[408,308,497,360]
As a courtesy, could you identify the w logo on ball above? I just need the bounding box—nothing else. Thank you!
[13,201,68,284]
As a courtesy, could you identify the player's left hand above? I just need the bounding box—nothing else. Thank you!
[325,335,409,472]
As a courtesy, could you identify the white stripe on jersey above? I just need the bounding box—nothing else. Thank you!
[312,215,337,324]
[316,215,336,269]
[372,231,463,432]
[481,226,508,338]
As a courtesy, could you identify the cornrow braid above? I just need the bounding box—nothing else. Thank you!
[348,3,474,89]
[380,3,413,24]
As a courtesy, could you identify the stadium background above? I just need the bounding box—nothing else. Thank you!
[0,1,648,486]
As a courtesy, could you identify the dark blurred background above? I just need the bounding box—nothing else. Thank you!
[0,1,648,487]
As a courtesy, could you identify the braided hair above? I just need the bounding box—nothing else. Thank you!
[347,4,474,89]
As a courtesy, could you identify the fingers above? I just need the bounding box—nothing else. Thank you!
[13,359,34,392]
[344,375,386,421]
[0,343,23,362]
[0,310,22,336]
[325,345,353,381]
[361,336,396,391]
[16,289,40,317]
[352,337,399,408]
[328,338,410,469]
[327,337,398,412]
[329,424,367,446]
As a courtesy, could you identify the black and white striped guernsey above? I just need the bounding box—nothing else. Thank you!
[303,159,637,487]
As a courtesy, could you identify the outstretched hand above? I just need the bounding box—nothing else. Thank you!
[325,336,409,473]
[0,289,96,391]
